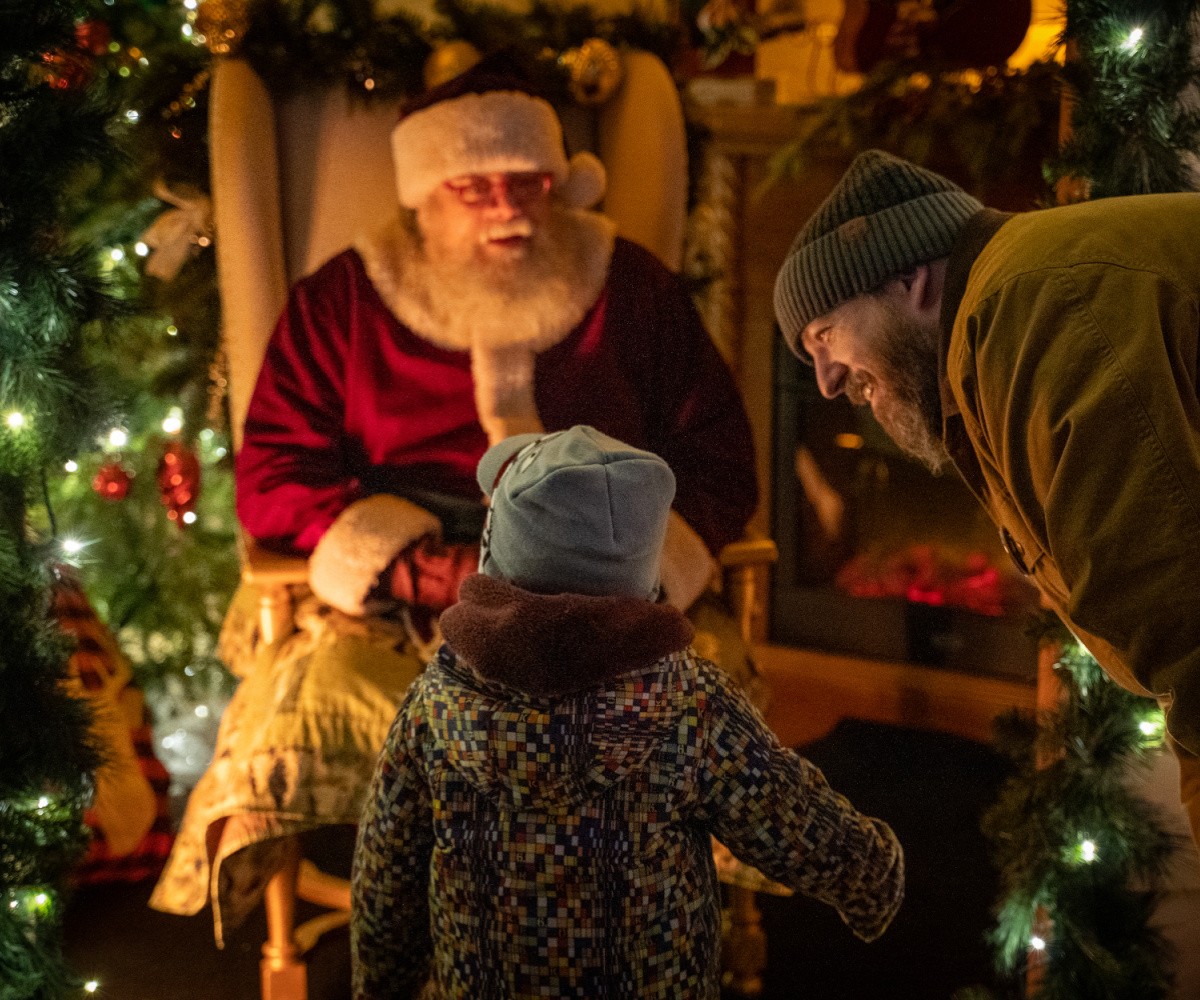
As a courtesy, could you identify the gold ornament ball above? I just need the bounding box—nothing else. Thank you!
[423,40,484,90]
[196,0,250,56]
[561,38,623,106]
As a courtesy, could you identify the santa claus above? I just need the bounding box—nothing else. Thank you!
[152,54,758,939]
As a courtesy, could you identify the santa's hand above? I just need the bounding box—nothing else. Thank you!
[389,537,480,612]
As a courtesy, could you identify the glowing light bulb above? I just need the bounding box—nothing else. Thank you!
[64,460,78,473]
[1123,27,1144,49]
[6,411,26,429]
[194,703,209,717]
[1080,839,1097,863]
[125,109,140,123]
[181,23,193,37]
[161,407,184,434]
[182,510,198,525]
[62,539,84,556]
[84,982,99,994]
[135,241,149,256]
[107,428,128,449]
[33,892,48,908]
[1031,935,1046,951]
[37,796,50,809]
[166,325,178,337]
[109,248,125,262]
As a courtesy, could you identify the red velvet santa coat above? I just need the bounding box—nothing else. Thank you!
[236,234,756,611]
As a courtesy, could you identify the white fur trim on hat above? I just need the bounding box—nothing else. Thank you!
[308,494,441,616]
[393,90,573,208]
[659,510,718,612]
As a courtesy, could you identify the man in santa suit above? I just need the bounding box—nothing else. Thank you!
[151,56,758,940]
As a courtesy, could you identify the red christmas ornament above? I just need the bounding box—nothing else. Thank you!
[92,462,132,501]
[75,20,112,56]
[42,49,93,90]
[156,441,201,526]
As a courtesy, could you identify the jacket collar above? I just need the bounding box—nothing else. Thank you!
[937,208,1013,500]
[438,574,694,698]
[937,207,1014,419]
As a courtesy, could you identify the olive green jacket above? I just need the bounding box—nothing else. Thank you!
[941,195,1200,754]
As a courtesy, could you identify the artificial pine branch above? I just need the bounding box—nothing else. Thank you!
[0,0,121,993]
[1051,0,1200,197]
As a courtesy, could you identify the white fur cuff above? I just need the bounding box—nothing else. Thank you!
[660,511,718,612]
[392,90,570,208]
[309,494,441,616]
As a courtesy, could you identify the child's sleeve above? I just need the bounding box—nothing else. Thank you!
[351,685,436,999]
[693,663,904,942]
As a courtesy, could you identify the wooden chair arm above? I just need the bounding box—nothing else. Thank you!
[239,533,308,646]
[719,536,779,570]
[718,535,778,647]
[240,533,309,586]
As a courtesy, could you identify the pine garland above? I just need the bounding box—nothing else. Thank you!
[0,0,119,994]
[1051,0,1200,198]
[239,0,678,102]
[983,620,1179,999]
[763,60,1062,206]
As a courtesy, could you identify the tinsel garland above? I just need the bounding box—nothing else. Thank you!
[0,0,119,994]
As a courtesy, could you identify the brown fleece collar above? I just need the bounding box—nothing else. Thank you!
[439,574,694,697]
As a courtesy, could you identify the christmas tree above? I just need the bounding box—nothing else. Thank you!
[0,1,117,994]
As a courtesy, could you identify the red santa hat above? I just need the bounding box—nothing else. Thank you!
[391,53,607,211]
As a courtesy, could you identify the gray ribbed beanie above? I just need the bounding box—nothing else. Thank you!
[774,149,983,359]
[476,425,675,599]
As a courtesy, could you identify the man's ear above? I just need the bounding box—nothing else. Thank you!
[888,262,944,318]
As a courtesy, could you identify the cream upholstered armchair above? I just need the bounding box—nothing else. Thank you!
[209,44,776,1000]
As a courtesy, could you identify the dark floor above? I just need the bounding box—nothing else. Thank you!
[63,719,1011,1000]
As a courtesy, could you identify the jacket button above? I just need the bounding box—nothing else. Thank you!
[1000,527,1030,575]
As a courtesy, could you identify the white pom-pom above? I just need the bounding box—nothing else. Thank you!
[558,151,606,209]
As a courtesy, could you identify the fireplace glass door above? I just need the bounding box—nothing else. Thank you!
[770,338,1039,680]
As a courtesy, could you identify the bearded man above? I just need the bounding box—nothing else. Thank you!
[151,58,757,940]
[774,148,1200,844]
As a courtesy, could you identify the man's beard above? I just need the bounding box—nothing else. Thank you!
[864,299,949,474]
[412,205,607,352]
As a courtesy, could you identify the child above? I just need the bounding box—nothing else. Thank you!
[351,425,903,999]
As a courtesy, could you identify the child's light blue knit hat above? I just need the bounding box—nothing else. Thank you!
[476,425,675,598]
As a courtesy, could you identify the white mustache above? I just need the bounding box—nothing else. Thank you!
[481,219,534,242]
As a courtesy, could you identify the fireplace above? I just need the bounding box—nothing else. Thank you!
[770,338,1039,681]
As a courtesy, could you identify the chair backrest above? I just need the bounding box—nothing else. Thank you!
[209,51,688,450]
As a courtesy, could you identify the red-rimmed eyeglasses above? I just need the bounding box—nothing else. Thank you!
[444,172,554,207]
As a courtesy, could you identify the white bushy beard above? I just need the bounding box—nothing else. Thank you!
[375,203,614,354]
[860,298,949,474]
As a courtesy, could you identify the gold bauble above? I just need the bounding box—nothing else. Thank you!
[560,38,623,106]
[423,40,484,90]
[196,0,249,57]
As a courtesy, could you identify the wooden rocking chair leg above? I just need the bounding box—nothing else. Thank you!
[724,884,767,997]
[261,835,307,1000]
